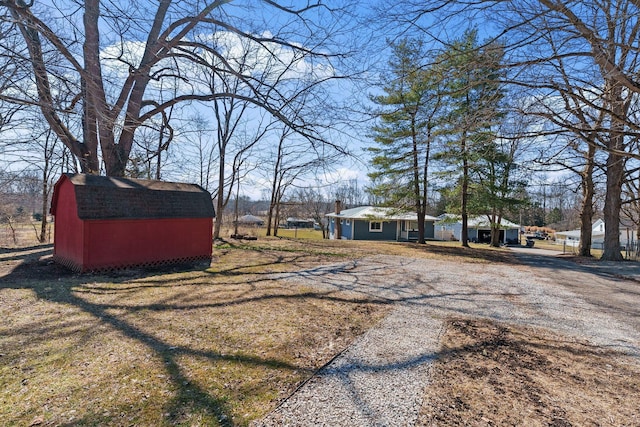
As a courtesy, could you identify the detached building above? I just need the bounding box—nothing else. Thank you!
[286,217,315,228]
[235,214,265,227]
[50,173,215,272]
[435,214,521,244]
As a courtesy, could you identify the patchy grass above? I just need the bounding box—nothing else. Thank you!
[231,236,517,265]
[6,236,632,426]
[0,240,388,426]
[0,220,52,248]
[419,318,640,426]
[1,237,517,427]
[268,228,324,240]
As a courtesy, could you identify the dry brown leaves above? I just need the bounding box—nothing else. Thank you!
[420,318,640,426]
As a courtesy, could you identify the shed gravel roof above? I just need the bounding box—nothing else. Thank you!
[52,173,215,220]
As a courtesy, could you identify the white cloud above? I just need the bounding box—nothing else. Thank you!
[98,29,335,103]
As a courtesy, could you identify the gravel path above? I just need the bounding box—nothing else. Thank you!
[254,253,640,426]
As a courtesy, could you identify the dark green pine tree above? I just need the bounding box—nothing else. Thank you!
[367,38,443,244]
[436,29,506,247]
[470,137,527,247]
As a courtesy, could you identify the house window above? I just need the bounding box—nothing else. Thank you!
[369,221,382,232]
[346,219,351,226]
[404,221,418,231]
[340,219,344,224]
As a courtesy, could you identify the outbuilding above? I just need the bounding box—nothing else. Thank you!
[435,214,521,244]
[235,214,265,227]
[50,173,215,272]
[286,217,315,228]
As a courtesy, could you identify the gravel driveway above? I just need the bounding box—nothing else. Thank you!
[254,252,640,426]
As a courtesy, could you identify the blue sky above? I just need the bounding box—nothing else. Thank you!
[1,0,567,201]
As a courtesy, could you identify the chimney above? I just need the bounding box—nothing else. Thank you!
[335,200,342,240]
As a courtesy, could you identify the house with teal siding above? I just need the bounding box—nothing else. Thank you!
[326,206,438,241]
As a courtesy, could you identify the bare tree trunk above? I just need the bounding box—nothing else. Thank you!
[266,178,279,237]
[578,143,596,257]
[417,211,425,244]
[490,213,502,247]
[410,118,426,244]
[602,84,626,261]
[274,201,281,237]
[602,149,625,260]
[213,147,225,240]
[266,133,287,237]
[335,200,342,240]
[233,176,240,236]
[39,175,48,243]
[461,134,470,248]
[6,216,17,246]
[266,202,275,236]
[419,126,432,245]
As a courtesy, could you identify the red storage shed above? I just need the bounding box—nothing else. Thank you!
[50,173,215,272]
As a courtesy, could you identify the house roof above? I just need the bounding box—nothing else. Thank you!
[436,213,520,229]
[51,173,215,220]
[237,214,264,224]
[326,206,439,222]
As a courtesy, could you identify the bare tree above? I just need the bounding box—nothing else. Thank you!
[1,112,66,243]
[181,113,218,191]
[0,13,25,136]
[520,53,608,257]
[264,125,342,237]
[621,134,640,243]
[294,187,332,238]
[334,179,366,208]
[31,128,61,243]
[505,0,640,260]
[126,85,183,180]
[0,0,357,177]
[195,35,278,240]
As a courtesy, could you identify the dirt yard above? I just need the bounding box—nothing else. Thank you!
[419,318,640,426]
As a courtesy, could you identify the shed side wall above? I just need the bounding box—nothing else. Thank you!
[84,218,213,270]
[53,179,85,269]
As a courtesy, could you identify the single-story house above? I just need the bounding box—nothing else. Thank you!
[50,173,215,272]
[435,214,521,244]
[326,206,438,241]
[555,219,637,249]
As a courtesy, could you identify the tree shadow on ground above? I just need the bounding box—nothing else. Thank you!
[399,242,526,266]
[0,243,54,253]
[3,241,640,425]
[0,246,354,426]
